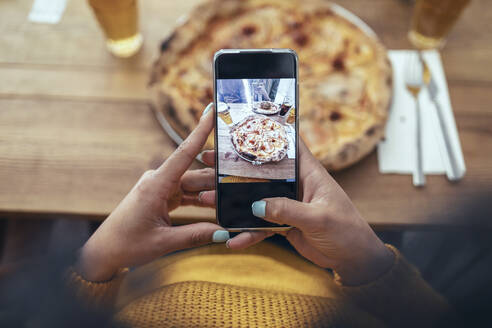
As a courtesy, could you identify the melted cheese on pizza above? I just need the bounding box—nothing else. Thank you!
[230,116,289,163]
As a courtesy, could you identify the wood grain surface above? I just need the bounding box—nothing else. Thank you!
[0,0,491,227]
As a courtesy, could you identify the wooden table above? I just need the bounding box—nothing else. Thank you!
[217,104,296,180]
[0,0,491,228]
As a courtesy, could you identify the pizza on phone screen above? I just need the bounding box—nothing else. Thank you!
[230,115,289,165]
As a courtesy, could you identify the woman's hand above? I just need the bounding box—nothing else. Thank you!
[245,140,394,285]
[76,107,271,281]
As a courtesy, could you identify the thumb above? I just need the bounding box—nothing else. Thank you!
[165,222,230,252]
[252,197,315,229]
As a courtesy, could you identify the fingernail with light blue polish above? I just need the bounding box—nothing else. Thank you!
[252,201,266,218]
[212,230,230,243]
[201,102,213,118]
[197,191,205,203]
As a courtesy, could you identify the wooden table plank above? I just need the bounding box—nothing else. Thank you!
[0,0,198,70]
[0,65,148,101]
[0,97,214,221]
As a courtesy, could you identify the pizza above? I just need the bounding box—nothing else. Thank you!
[229,115,289,165]
[252,101,280,115]
[149,0,392,170]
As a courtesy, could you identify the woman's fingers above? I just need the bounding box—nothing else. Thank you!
[251,197,315,229]
[155,105,214,185]
[164,222,228,253]
[180,167,215,207]
[198,190,215,206]
[181,190,215,207]
[226,231,274,250]
[181,168,215,192]
[200,150,215,166]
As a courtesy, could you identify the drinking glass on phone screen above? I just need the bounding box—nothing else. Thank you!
[217,103,233,126]
[286,106,296,124]
[88,0,143,58]
[279,96,292,117]
[409,0,471,49]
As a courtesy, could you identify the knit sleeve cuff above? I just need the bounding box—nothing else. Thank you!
[333,244,418,290]
[334,244,449,328]
[66,266,129,308]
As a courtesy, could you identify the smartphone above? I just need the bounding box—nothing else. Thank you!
[214,49,299,231]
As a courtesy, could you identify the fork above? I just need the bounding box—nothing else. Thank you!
[404,52,426,187]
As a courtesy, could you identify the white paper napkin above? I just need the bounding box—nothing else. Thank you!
[28,0,68,24]
[286,125,296,159]
[377,50,466,179]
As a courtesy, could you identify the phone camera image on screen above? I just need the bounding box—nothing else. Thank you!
[216,75,297,229]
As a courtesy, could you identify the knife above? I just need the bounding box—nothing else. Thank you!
[427,77,463,181]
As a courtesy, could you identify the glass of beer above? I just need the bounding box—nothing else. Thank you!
[218,103,233,125]
[88,0,143,58]
[279,96,292,117]
[409,0,471,49]
[286,107,295,124]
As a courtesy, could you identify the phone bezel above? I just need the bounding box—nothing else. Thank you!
[213,49,299,232]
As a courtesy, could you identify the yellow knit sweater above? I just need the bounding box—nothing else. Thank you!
[68,242,449,327]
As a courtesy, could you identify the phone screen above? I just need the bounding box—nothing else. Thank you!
[214,51,298,229]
